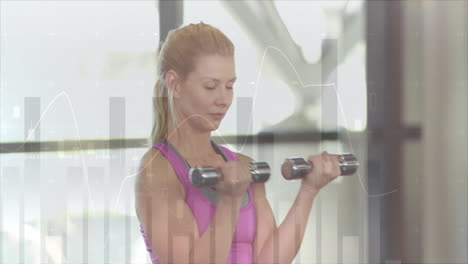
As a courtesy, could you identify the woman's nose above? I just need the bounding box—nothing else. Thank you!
[215,89,231,106]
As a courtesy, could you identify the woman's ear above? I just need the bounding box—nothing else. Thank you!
[165,70,181,98]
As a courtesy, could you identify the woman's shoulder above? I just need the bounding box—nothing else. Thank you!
[135,147,184,197]
[139,147,169,172]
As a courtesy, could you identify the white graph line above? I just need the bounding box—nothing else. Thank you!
[208,45,399,198]
[6,45,397,212]
[2,91,97,209]
[115,46,397,208]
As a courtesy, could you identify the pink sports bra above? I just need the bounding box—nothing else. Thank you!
[139,139,256,263]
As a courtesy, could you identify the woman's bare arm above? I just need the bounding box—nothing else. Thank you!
[256,152,339,263]
[255,184,318,264]
[236,153,319,264]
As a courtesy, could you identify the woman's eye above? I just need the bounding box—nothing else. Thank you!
[226,86,233,90]
[205,86,216,90]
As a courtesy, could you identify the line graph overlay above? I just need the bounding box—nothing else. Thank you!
[2,45,398,213]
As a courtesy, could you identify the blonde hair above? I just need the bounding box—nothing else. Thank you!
[149,22,235,147]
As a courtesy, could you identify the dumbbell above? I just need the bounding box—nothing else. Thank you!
[189,161,271,188]
[281,153,359,180]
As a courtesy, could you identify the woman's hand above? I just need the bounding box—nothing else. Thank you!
[301,151,341,192]
[212,160,252,199]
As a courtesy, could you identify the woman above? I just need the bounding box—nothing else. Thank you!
[135,22,341,264]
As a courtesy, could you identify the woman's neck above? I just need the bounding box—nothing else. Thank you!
[166,127,216,159]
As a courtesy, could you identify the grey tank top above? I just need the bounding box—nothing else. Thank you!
[163,139,250,207]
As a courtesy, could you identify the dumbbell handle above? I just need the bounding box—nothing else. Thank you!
[281,153,359,180]
[189,161,270,188]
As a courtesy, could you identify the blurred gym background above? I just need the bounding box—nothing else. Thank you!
[1,1,466,263]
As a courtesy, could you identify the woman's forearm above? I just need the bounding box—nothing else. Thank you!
[190,195,243,264]
[256,184,319,264]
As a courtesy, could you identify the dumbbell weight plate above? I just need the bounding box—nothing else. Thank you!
[281,157,313,180]
[338,153,359,175]
[189,166,220,188]
[249,161,271,183]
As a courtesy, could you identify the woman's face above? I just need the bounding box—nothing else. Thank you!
[175,55,236,132]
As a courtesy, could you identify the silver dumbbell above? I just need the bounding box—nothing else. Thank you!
[281,153,359,180]
[189,161,271,188]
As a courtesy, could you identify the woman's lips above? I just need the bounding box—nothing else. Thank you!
[209,113,224,120]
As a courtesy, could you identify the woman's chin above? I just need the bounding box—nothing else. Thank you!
[207,121,221,131]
